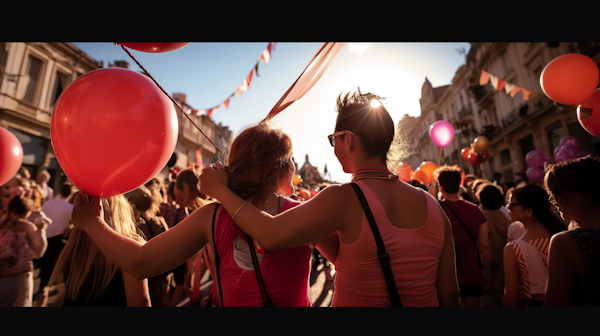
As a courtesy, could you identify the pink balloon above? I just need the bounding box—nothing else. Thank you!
[525,150,546,167]
[578,150,592,158]
[526,167,545,183]
[559,135,579,149]
[555,148,575,162]
[562,144,579,158]
[543,155,555,165]
[553,146,561,158]
[429,121,455,147]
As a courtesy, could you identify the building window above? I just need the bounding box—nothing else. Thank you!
[50,71,70,107]
[500,149,511,166]
[0,43,8,84]
[22,55,44,104]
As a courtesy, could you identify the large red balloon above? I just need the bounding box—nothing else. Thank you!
[396,162,413,182]
[540,53,599,106]
[0,127,23,186]
[51,68,178,197]
[119,43,190,53]
[578,88,600,138]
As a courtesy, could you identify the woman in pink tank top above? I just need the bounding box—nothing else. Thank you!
[70,123,313,307]
[201,89,460,307]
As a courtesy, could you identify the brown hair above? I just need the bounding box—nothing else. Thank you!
[334,88,410,171]
[544,156,600,207]
[31,188,43,209]
[226,122,294,200]
[434,165,462,194]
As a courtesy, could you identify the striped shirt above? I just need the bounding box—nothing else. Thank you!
[508,238,550,303]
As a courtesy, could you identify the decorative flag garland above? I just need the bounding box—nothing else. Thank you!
[176,42,276,118]
[480,70,533,101]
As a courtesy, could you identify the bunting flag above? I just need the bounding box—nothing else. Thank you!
[479,70,491,85]
[179,42,276,118]
[262,42,346,122]
[509,85,522,98]
[480,70,535,101]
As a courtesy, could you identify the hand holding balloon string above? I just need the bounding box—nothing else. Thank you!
[197,161,228,199]
[72,193,105,232]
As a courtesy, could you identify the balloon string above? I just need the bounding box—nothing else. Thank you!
[118,44,225,159]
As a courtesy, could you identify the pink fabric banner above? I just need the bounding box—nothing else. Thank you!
[480,70,491,85]
[262,42,346,122]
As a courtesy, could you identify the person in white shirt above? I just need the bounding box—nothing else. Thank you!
[36,170,54,202]
[36,182,73,307]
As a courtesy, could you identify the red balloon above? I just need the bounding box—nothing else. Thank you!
[479,151,490,163]
[461,147,471,161]
[0,127,23,186]
[540,53,599,106]
[396,162,414,182]
[460,170,466,186]
[51,68,178,197]
[119,42,190,53]
[578,88,600,138]
[467,152,482,166]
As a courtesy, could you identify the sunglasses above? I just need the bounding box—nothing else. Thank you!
[327,130,354,147]
[506,202,522,210]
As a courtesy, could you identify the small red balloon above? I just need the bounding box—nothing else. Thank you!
[461,147,471,161]
[479,151,490,163]
[396,163,414,182]
[0,127,23,186]
[578,88,600,138]
[51,68,178,197]
[467,152,482,166]
[119,42,190,53]
[540,53,599,106]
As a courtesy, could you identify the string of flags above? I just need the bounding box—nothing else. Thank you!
[176,42,276,118]
[479,70,534,100]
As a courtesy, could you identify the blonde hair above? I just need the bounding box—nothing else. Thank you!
[48,194,145,303]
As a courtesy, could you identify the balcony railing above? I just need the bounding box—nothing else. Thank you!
[501,102,529,129]
[458,106,473,120]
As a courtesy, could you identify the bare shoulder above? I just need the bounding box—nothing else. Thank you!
[14,219,37,233]
[549,231,577,250]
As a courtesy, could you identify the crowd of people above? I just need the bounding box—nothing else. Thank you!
[1,89,599,307]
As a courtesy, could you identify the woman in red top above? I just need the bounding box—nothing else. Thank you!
[71,123,312,307]
[199,89,460,307]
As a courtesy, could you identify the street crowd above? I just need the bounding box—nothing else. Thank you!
[1,89,599,307]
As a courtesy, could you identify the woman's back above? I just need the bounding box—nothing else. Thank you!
[62,268,127,307]
[333,180,445,307]
[214,197,312,307]
[567,228,600,306]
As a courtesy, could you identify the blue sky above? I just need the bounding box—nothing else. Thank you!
[72,42,471,184]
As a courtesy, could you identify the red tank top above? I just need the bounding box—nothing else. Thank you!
[214,198,312,307]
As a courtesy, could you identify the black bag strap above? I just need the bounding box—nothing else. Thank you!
[349,182,402,307]
[212,203,224,307]
[140,215,155,239]
[245,234,273,307]
[439,200,483,269]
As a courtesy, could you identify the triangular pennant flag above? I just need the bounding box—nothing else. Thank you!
[490,75,499,90]
[509,85,522,98]
[246,69,254,90]
[522,89,533,100]
[235,86,243,97]
[496,79,505,92]
[268,42,275,54]
[207,108,214,118]
[255,62,260,77]
[504,82,515,94]
[480,70,491,85]
[230,92,235,98]
[262,42,346,122]
[240,78,249,92]
[193,109,206,116]
[223,98,230,109]
[219,102,226,110]
[259,49,271,65]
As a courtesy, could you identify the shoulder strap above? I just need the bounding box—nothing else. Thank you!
[439,201,483,269]
[349,182,402,307]
[212,203,224,307]
[245,235,273,307]
[140,215,155,239]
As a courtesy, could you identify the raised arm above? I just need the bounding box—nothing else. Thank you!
[502,243,520,307]
[200,163,350,250]
[71,194,213,280]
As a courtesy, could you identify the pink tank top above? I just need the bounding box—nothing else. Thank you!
[214,198,312,307]
[332,181,446,307]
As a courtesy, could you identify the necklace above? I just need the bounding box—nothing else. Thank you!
[352,170,398,181]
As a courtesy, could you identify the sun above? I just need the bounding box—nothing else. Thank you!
[349,43,369,56]
[370,100,381,107]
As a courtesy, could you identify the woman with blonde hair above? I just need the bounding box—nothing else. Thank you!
[48,195,150,307]
[200,89,459,306]
[71,122,313,307]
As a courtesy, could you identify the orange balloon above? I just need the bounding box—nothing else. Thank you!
[396,163,413,182]
[412,168,426,184]
[419,161,438,185]
[293,174,302,186]
[540,53,600,106]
